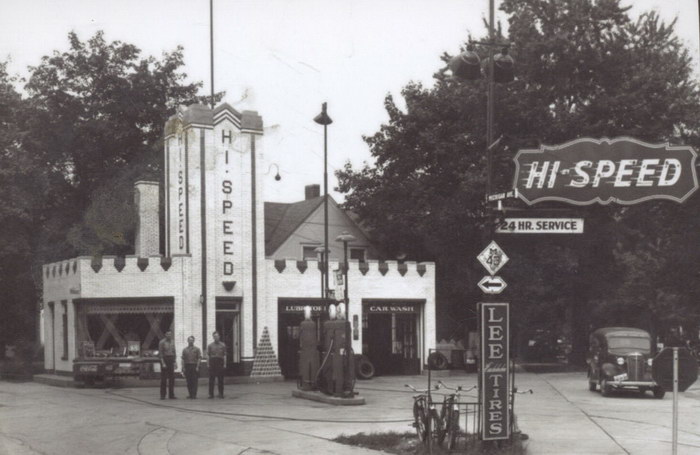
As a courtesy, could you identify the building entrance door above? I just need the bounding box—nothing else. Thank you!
[363,300,422,375]
[278,313,304,378]
[215,298,241,375]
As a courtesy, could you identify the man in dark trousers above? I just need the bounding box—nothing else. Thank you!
[207,331,226,398]
[181,336,202,399]
[158,331,177,399]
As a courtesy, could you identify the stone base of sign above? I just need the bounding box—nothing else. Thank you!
[292,389,365,405]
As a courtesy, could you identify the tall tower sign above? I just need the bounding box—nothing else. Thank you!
[164,104,265,368]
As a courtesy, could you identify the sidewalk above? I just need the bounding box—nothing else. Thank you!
[509,373,626,454]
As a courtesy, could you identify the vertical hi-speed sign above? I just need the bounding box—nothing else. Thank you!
[480,302,510,440]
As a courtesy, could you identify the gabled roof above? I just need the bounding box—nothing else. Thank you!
[264,197,324,256]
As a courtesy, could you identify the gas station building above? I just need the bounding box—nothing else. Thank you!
[42,103,436,380]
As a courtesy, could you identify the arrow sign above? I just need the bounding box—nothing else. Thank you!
[478,276,507,294]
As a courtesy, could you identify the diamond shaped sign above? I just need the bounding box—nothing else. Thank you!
[477,241,509,275]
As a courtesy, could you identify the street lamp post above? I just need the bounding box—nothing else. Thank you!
[314,103,333,304]
[335,232,356,318]
[314,246,328,300]
[448,0,514,199]
[336,231,356,396]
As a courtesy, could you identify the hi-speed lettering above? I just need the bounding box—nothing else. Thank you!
[524,159,681,190]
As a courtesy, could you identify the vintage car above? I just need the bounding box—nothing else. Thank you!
[587,327,664,398]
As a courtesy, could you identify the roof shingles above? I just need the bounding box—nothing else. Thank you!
[264,197,324,256]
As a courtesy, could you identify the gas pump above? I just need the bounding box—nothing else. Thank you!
[318,303,355,397]
[297,306,319,391]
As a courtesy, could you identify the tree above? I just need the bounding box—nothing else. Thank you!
[0,31,219,348]
[25,31,215,219]
[336,0,700,361]
[0,62,49,348]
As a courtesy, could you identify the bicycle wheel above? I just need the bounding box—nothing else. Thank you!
[436,397,450,446]
[429,407,444,445]
[446,408,460,450]
[413,398,429,442]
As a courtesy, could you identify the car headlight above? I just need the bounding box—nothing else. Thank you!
[617,357,624,365]
[647,358,653,367]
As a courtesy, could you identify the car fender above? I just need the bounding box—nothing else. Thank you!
[601,363,619,378]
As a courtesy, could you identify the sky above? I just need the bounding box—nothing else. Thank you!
[1,0,698,203]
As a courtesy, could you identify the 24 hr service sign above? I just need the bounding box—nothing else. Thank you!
[480,302,510,440]
[513,137,698,205]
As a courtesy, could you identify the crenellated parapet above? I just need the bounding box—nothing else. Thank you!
[43,255,190,282]
[267,258,434,277]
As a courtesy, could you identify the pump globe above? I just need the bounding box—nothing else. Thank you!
[303,305,312,320]
[328,303,337,320]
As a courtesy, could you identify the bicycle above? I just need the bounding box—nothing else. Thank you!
[436,380,477,450]
[405,383,442,446]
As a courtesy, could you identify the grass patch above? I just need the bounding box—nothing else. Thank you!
[334,431,527,454]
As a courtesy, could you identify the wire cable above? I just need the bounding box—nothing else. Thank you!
[105,390,412,424]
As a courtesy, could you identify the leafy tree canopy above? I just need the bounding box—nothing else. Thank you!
[0,31,218,346]
[336,0,700,357]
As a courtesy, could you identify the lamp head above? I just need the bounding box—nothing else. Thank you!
[492,48,515,83]
[336,231,356,243]
[449,46,482,81]
[313,102,333,125]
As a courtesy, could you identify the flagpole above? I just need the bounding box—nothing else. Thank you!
[210,0,215,108]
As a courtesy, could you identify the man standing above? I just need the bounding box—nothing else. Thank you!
[181,336,202,399]
[207,331,226,398]
[158,331,177,399]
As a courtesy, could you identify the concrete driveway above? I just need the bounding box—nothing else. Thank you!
[2,371,700,454]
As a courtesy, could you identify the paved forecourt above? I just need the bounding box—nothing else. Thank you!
[0,371,676,454]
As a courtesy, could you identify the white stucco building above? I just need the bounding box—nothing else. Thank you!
[42,103,436,379]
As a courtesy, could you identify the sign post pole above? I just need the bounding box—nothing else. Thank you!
[673,347,678,455]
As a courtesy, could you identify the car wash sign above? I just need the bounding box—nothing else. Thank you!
[480,302,510,441]
[513,137,698,206]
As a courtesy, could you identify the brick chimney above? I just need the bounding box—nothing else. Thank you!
[134,181,160,257]
[305,184,321,200]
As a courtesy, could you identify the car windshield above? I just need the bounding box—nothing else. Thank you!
[607,336,650,354]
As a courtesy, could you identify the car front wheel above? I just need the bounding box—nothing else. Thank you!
[600,378,612,397]
[653,387,665,399]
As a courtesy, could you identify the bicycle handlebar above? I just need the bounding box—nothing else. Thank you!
[436,380,477,392]
[405,384,438,393]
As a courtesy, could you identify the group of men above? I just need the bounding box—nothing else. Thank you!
[157,331,226,399]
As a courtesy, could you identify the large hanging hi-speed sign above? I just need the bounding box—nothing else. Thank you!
[513,137,698,206]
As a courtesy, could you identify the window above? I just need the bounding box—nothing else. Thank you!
[302,245,321,260]
[350,247,366,262]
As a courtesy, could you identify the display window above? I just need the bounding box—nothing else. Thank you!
[74,299,173,359]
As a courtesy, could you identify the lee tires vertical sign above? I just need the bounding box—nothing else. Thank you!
[480,302,510,440]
